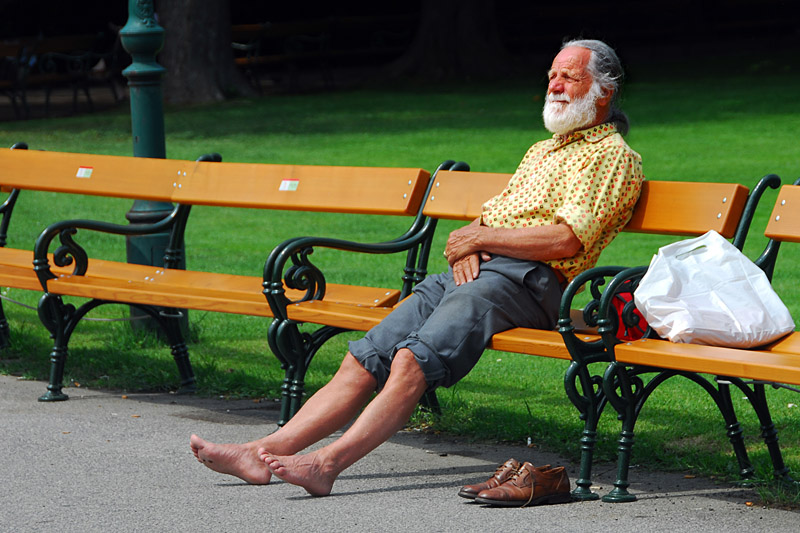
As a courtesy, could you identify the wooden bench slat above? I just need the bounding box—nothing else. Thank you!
[286,299,596,361]
[179,162,430,215]
[765,185,800,242]
[0,264,45,291]
[45,269,401,317]
[763,331,800,354]
[47,274,275,316]
[424,172,749,239]
[624,181,748,237]
[488,329,581,360]
[615,338,800,386]
[0,247,34,268]
[422,170,509,220]
[0,150,187,201]
[0,150,431,217]
[287,299,392,331]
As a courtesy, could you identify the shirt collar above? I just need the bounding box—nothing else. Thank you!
[552,123,618,147]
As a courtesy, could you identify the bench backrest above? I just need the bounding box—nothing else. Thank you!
[424,170,749,238]
[0,149,430,216]
[178,160,429,215]
[765,185,800,243]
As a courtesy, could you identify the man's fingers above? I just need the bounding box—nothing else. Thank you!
[452,254,482,285]
[468,254,481,278]
[453,262,464,286]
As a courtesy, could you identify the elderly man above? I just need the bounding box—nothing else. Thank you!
[190,39,644,504]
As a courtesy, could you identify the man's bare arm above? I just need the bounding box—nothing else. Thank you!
[445,220,582,264]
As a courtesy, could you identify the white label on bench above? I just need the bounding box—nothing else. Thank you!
[76,167,93,178]
[279,179,299,191]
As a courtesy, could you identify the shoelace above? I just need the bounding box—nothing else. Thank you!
[508,465,537,508]
[493,462,515,477]
[507,465,527,484]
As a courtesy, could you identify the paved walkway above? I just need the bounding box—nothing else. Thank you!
[1,374,797,532]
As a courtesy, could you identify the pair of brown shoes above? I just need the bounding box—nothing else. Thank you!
[458,458,573,507]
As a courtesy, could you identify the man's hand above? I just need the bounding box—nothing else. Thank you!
[452,253,484,286]
[444,219,484,265]
[445,217,581,285]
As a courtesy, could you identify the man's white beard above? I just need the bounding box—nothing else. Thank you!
[542,82,603,135]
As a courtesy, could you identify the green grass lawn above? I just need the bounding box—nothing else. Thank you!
[2,51,800,505]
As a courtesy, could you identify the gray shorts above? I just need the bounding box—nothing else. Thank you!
[348,256,562,391]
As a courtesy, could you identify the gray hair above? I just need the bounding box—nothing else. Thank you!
[561,39,629,135]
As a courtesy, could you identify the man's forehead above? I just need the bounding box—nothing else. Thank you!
[549,46,591,73]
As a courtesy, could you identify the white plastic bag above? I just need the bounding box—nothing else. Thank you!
[633,230,795,348]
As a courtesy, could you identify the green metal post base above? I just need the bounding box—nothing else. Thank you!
[602,488,637,503]
[571,487,600,501]
[38,390,69,402]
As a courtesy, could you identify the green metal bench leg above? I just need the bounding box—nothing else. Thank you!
[601,362,638,502]
[288,361,307,422]
[420,390,441,415]
[278,362,295,427]
[745,383,792,481]
[603,426,637,502]
[716,380,755,481]
[275,322,349,426]
[574,421,601,500]
[159,309,197,395]
[267,318,294,427]
[40,343,70,402]
[37,294,71,402]
[602,366,763,503]
[272,318,308,427]
[0,301,10,349]
[564,360,603,500]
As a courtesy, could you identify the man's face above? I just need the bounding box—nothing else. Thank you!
[542,46,604,135]
[547,46,594,102]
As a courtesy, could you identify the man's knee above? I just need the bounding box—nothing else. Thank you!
[388,349,427,390]
[338,353,379,389]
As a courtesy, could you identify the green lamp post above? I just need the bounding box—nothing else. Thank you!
[119,0,186,331]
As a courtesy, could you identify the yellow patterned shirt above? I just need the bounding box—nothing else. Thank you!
[481,123,644,282]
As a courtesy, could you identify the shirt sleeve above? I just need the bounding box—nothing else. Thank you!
[554,142,642,251]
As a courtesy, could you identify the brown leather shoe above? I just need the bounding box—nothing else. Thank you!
[475,462,573,507]
[458,458,522,499]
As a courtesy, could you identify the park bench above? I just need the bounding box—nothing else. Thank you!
[590,179,798,502]
[232,15,412,91]
[0,32,121,119]
[264,167,778,498]
[0,144,439,404]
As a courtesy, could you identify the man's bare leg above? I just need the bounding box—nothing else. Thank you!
[191,353,378,484]
[259,348,428,495]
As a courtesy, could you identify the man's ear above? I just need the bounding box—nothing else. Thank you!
[597,87,613,106]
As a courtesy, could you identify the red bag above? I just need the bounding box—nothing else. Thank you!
[611,281,646,341]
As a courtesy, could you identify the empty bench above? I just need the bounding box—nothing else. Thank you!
[264,167,778,498]
[0,145,437,402]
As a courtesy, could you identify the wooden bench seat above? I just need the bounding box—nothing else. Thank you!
[267,166,777,498]
[46,268,401,317]
[615,337,800,386]
[287,299,597,360]
[595,181,797,503]
[0,145,434,403]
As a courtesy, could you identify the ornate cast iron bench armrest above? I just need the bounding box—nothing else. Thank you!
[32,207,185,290]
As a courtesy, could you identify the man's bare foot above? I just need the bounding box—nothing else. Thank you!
[259,449,338,496]
[190,434,272,485]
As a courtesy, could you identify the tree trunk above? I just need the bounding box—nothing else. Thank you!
[157,0,255,104]
[384,0,511,80]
